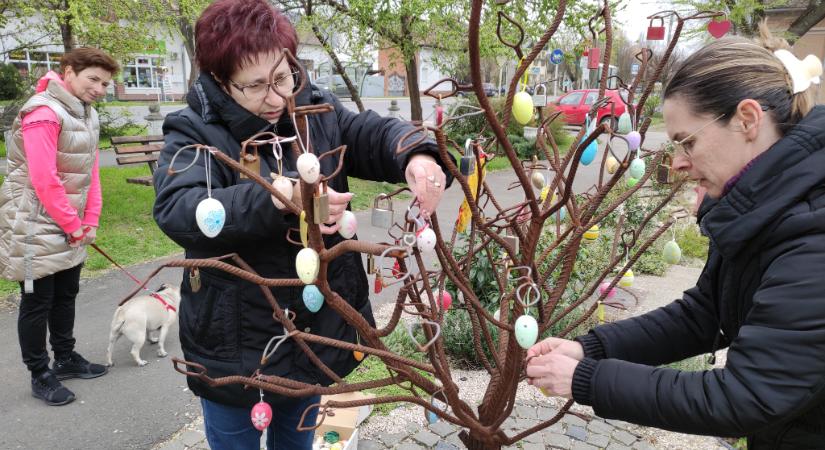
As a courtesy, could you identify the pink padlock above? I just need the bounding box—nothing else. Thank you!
[438,290,453,310]
[251,400,273,431]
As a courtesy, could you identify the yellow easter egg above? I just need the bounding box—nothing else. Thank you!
[512,92,534,125]
[606,155,620,174]
[619,269,635,287]
[583,225,599,241]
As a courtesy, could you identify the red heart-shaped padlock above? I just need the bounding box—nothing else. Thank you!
[707,19,731,38]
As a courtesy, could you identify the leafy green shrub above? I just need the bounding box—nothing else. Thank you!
[676,224,709,261]
[0,64,24,100]
[94,102,147,140]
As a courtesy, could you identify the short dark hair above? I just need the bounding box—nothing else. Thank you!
[59,47,120,76]
[195,0,298,86]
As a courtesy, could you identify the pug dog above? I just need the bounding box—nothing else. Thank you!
[106,284,181,367]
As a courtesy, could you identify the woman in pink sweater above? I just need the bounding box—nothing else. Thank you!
[0,47,118,406]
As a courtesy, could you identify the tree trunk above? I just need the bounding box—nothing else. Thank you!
[787,1,825,44]
[177,17,198,88]
[404,50,422,121]
[59,0,75,52]
[458,430,501,450]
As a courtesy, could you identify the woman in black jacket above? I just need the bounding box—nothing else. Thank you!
[152,1,450,449]
[526,24,825,449]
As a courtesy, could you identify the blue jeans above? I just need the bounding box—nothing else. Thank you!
[201,395,321,450]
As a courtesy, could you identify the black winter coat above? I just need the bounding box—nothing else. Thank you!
[153,73,449,408]
[573,106,825,449]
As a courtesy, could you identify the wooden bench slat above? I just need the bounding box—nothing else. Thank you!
[113,143,163,155]
[126,175,154,186]
[111,135,164,145]
[117,154,159,165]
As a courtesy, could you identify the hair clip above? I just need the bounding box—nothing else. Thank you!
[774,49,822,94]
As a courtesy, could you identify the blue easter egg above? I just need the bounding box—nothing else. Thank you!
[580,140,598,165]
[302,285,324,313]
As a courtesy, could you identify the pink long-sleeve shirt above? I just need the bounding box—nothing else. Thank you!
[21,71,102,235]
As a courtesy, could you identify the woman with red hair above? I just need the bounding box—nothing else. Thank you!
[152,0,451,448]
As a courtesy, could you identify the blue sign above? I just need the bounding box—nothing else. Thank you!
[549,49,564,65]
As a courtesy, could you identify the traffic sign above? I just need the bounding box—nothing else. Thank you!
[549,49,564,65]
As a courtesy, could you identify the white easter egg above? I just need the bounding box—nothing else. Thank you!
[295,248,320,284]
[417,227,437,253]
[195,197,225,238]
[296,153,320,184]
[515,315,538,349]
[270,176,294,209]
[531,171,546,190]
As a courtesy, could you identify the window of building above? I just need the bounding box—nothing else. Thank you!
[7,49,63,78]
[123,56,164,88]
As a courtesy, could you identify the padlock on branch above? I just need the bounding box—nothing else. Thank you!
[240,146,260,179]
[532,84,547,108]
[646,18,665,41]
[587,46,600,70]
[460,138,476,177]
[313,182,330,224]
[371,194,394,229]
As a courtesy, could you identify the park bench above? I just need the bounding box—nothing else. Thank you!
[111,135,164,186]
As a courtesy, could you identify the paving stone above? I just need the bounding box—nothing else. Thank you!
[516,417,539,429]
[502,446,520,450]
[606,443,632,450]
[612,429,638,446]
[566,425,588,442]
[587,419,615,436]
[537,406,560,421]
[562,414,588,428]
[412,430,441,447]
[516,404,538,419]
[358,439,386,450]
[544,431,572,449]
[587,432,611,448]
[435,441,460,450]
[406,422,422,434]
[379,432,407,447]
[445,432,464,448]
[523,431,544,444]
[502,417,519,431]
[522,443,546,450]
[572,441,600,450]
[633,441,657,450]
[156,441,186,450]
[178,430,205,447]
[428,420,456,438]
[397,443,426,450]
[605,419,632,431]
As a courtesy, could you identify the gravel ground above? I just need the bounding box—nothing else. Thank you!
[361,264,730,449]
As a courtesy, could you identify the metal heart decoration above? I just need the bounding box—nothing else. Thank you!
[707,19,731,39]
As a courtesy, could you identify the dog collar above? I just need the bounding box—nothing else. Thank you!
[151,293,177,313]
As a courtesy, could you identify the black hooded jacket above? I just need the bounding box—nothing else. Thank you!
[572,106,825,449]
[153,73,450,408]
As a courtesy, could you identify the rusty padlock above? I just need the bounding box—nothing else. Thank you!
[313,181,330,224]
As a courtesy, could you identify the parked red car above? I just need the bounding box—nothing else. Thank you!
[553,89,628,126]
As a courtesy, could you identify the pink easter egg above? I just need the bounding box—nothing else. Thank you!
[598,282,616,299]
[251,401,273,431]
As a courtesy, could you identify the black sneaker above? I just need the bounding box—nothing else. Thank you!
[31,371,75,406]
[53,351,108,380]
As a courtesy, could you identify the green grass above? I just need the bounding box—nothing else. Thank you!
[0,139,5,158]
[0,166,181,298]
[347,177,409,211]
[343,355,432,415]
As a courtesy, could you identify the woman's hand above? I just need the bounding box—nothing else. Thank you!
[525,352,579,399]
[68,228,85,248]
[319,188,353,235]
[405,154,446,218]
[80,226,97,246]
[526,337,584,361]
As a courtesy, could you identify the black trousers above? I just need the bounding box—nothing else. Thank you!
[17,264,82,375]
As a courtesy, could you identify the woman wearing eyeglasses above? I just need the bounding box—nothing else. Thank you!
[526,23,825,449]
[151,0,451,449]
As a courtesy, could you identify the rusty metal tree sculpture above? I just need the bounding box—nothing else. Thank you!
[123,2,723,449]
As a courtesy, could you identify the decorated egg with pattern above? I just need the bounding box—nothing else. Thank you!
[302,285,324,313]
[296,152,321,184]
[583,225,600,241]
[619,269,635,287]
[195,197,226,238]
[337,210,357,239]
[417,227,437,253]
[251,401,273,431]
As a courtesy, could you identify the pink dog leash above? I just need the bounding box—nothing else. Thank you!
[90,243,176,312]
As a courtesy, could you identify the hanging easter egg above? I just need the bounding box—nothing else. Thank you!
[626,177,640,188]
[296,152,321,184]
[583,225,599,241]
[302,285,324,313]
[598,281,616,299]
[337,210,357,239]
[531,171,546,190]
[493,309,501,321]
[438,290,453,310]
[512,91,534,125]
[629,157,646,179]
[580,140,598,166]
[195,197,226,238]
[353,350,365,361]
[617,111,633,134]
[295,248,320,284]
[606,155,620,174]
[515,314,538,349]
[619,269,635,287]
[626,131,642,151]
[270,175,293,209]
[251,401,273,431]
[427,408,438,424]
[417,227,437,253]
[663,239,682,264]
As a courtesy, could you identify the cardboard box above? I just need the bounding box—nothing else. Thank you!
[313,392,374,450]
